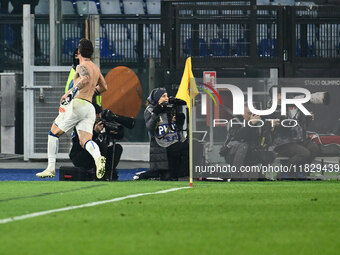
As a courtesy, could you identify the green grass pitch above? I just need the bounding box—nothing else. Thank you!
[1,181,340,255]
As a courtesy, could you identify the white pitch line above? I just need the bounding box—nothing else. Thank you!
[0,186,190,224]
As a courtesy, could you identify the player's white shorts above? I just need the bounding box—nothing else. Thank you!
[54,98,95,134]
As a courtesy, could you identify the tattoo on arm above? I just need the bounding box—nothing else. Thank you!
[77,65,90,77]
[75,65,90,89]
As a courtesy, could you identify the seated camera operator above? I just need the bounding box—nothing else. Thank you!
[268,86,319,179]
[69,102,123,181]
[136,88,189,181]
[220,106,275,180]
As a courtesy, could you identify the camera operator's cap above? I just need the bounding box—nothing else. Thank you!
[147,88,167,105]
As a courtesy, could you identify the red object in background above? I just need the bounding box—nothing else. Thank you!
[203,71,216,88]
[309,134,340,144]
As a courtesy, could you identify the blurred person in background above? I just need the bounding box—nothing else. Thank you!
[267,86,319,180]
[220,105,275,181]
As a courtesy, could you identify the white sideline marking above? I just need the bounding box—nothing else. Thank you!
[0,186,190,224]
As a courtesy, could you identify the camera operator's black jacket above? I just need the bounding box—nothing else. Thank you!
[144,104,185,172]
[221,116,276,168]
[267,104,312,147]
[226,116,263,150]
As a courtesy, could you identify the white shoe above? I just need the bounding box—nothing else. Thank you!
[36,168,55,178]
[133,171,146,180]
[95,156,106,179]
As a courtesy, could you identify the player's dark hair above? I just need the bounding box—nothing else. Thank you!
[78,38,93,58]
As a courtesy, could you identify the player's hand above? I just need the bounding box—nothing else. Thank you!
[60,87,79,105]
[94,121,104,133]
[60,90,71,105]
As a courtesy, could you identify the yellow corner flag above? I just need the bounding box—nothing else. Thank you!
[176,57,199,114]
[176,57,199,188]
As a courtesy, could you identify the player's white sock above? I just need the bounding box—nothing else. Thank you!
[84,140,101,161]
[47,131,59,170]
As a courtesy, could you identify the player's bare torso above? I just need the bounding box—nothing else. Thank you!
[73,60,103,102]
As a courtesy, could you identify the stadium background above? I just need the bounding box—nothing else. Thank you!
[0,0,340,160]
[1,2,340,254]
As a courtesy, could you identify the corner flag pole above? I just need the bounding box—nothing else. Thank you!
[175,57,198,187]
[189,79,193,188]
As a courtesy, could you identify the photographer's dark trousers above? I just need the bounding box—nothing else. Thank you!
[70,143,122,181]
[227,141,275,180]
[166,140,189,179]
[274,140,319,178]
[227,141,248,176]
[140,139,189,181]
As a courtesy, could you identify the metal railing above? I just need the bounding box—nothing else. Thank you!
[1,3,340,71]
[0,14,162,70]
[161,1,340,69]
[99,15,161,67]
[294,7,340,59]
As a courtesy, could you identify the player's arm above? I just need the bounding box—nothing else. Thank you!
[74,64,90,90]
[73,70,80,80]
[60,65,90,104]
[94,73,107,95]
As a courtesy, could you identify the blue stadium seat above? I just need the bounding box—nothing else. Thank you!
[296,1,317,7]
[63,37,122,59]
[236,38,248,56]
[100,37,122,59]
[146,0,160,15]
[271,0,295,6]
[100,38,112,58]
[257,38,277,57]
[123,0,145,15]
[3,24,13,47]
[35,0,49,14]
[142,38,160,58]
[99,0,122,14]
[256,0,270,5]
[0,1,13,13]
[185,38,208,57]
[296,39,315,57]
[63,37,80,56]
[76,0,99,15]
[210,38,230,56]
[62,0,77,15]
